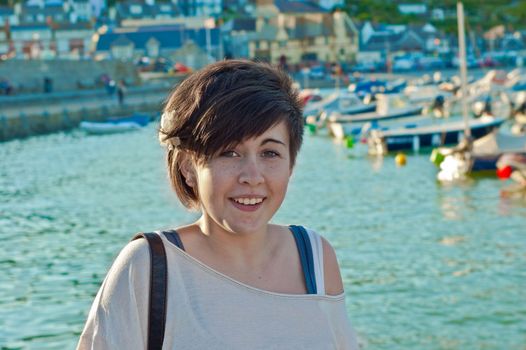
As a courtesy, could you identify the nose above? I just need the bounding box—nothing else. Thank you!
[238,156,264,186]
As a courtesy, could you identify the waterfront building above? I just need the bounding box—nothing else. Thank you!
[356,21,447,69]
[224,0,357,65]
[10,23,52,59]
[93,24,220,68]
[114,2,181,25]
[53,21,93,59]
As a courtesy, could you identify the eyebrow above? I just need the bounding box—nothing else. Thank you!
[261,138,286,146]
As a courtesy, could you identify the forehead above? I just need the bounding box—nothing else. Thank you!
[235,121,290,146]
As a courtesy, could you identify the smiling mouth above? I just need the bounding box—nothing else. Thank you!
[231,197,265,206]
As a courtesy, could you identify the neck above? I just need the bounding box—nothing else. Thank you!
[196,216,276,269]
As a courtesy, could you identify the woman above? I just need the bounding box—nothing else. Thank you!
[77,60,359,349]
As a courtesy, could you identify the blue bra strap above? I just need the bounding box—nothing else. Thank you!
[289,225,317,294]
[162,230,185,251]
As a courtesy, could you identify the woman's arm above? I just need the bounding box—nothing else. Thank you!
[321,237,345,296]
[77,239,150,350]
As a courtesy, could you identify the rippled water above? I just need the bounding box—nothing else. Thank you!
[1,124,525,349]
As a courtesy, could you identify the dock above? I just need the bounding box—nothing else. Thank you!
[0,80,181,142]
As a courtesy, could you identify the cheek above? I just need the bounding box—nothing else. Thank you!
[269,165,291,190]
[197,166,236,196]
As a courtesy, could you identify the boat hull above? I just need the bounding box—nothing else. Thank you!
[80,121,143,135]
[369,118,506,154]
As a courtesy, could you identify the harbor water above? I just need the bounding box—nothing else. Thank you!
[0,122,525,349]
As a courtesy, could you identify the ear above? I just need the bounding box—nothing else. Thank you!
[179,152,197,188]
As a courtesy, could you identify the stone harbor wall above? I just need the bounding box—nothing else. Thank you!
[0,59,140,94]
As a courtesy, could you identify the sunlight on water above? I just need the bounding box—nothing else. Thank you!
[1,124,525,349]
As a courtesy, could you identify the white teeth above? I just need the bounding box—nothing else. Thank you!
[234,197,263,205]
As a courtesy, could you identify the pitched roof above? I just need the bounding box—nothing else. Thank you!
[96,26,219,51]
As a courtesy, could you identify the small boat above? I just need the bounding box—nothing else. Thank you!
[368,116,506,155]
[107,113,151,126]
[303,91,340,117]
[327,114,431,140]
[80,121,143,134]
[432,130,526,181]
[80,113,151,135]
[348,78,406,98]
[336,93,377,115]
[326,94,423,140]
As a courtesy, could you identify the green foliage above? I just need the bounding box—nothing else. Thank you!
[343,0,526,31]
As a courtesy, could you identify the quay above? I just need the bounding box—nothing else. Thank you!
[0,78,186,142]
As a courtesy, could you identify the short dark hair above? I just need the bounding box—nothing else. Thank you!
[159,60,304,209]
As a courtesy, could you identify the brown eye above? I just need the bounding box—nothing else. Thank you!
[220,150,239,158]
[262,150,280,158]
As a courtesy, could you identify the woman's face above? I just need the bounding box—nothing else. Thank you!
[190,121,292,236]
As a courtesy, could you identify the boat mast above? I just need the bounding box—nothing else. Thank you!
[457,1,471,138]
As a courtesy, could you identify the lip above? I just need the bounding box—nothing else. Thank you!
[229,196,266,212]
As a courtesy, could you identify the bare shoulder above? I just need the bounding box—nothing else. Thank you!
[321,236,345,296]
[171,223,203,246]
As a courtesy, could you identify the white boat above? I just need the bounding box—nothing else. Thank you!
[326,94,423,139]
[304,91,376,118]
[431,129,526,181]
[403,84,454,106]
[303,92,340,117]
[335,93,377,115]
[367,116,506,155]
[327,114,431,141]
[79,121,143,135]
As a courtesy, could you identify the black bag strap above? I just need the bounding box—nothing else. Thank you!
[132,232,167,350]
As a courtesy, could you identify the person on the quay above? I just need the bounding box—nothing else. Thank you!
[77,60,359,349]
[117,79,126,106]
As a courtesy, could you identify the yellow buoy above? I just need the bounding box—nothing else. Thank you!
[395,153,407,166]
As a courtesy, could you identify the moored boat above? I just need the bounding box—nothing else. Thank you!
[326,94,424,140]
[431,130,526,181]
[80,113,152,135]
[367,116,506,155]
[80,121,143,134]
